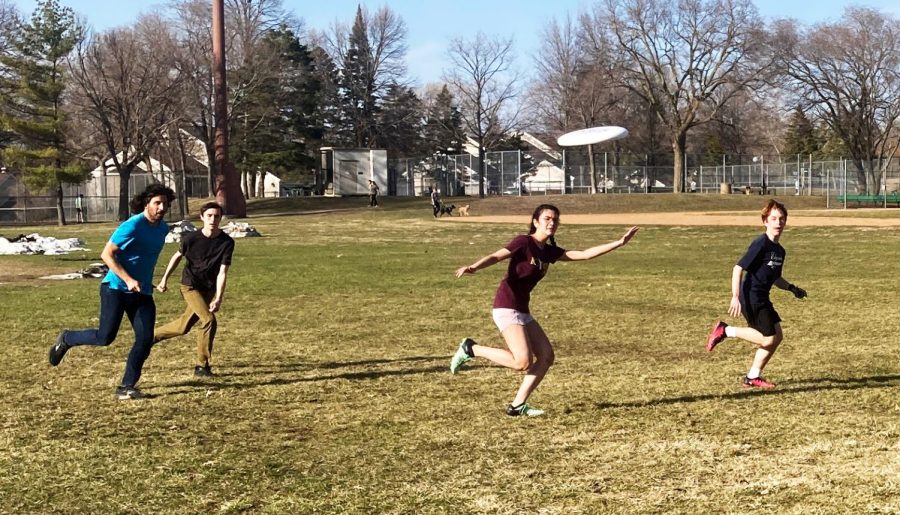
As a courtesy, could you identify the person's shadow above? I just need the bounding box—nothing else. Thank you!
[159,355,449,396]
[594,374,900,410]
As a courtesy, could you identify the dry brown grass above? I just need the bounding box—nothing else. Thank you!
[1,196,897,513]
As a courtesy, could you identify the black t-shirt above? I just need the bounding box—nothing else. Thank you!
[737,233,785,306]
[179,230,235,290]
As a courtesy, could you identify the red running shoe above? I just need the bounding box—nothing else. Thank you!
[742,376,776,389]
[706,320,728,352]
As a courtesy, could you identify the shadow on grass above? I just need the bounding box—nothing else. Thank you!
[595,374,900,410]
[221,355,445,376]
[157,356,449,396]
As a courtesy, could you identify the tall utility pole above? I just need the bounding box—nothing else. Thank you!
[212,0,246,217]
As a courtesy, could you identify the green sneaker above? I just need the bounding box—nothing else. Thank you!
[506,403,545,417]
[449,338,475,374]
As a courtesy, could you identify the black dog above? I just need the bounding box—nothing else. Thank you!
[439,204,456,217]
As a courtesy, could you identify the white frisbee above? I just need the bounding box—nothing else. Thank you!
[557,126,629,147]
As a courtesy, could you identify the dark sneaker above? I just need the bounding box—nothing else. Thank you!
[194,365,215,377]
[706,320,728,352]
[742,376,776,389]
[48,331,70,366]
[115,385,148,400]
[449,338,475,374]
[505,403,545,417]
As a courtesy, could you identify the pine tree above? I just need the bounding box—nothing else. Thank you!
[701,134,725,166]
[375,84,423,157]
[232,27,323,188]
[310,45,343,146]
[0,0,84,226]
[422,85,464,155]
[782,107,819,158]
[340,6,377,148]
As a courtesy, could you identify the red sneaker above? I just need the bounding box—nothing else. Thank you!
[742,376,776,389]
[706,320,728,352]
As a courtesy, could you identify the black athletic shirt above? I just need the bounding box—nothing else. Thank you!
[179,230,235,291]
[737,233,785,306]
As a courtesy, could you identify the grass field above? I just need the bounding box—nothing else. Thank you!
[1,194,898,513]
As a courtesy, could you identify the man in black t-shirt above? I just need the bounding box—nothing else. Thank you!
[705,199,807,389]
[155,202,235,377]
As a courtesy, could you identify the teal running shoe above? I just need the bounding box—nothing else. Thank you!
[449,338,475,374]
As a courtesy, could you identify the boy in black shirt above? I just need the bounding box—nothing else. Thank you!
[706,199,807,389]
[155,202,235,376]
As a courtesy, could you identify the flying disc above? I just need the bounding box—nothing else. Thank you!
[557,126,628,147]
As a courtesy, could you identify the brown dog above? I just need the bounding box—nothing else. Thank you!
[457,205,470,216]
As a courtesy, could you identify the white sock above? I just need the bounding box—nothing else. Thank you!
[747,367,761,379]
[725,326,737,338]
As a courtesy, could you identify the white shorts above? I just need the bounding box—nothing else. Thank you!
[492,308,535,332]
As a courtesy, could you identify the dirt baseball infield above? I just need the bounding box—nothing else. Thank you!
[443,210,900,227]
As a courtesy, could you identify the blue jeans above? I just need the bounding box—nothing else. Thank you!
[64,282,157,387]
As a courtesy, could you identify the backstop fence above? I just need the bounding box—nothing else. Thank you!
[3,154,899,226]
[388,151,900,209]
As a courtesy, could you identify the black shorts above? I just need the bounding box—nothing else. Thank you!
[742,302,781,337]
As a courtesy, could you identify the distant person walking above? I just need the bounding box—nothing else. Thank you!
[706,199,807,389]
[368,180,379,207]
[154,202,235,377]
[48,183,175,400]
[430,187,441,218]
[450,204,639,416]
[75,193,85,223]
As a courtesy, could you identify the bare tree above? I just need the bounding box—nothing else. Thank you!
[445,32,519,198]
[0,1,16,54]
[779,7,900,194]
[529,14,642,193]
[67,17,185,220]
[0,1,20,147]
[591,0,777,192]
[169,0,291,196]
[529,15,582,133]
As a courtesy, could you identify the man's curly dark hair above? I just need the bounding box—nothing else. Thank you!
[130,183,176,214]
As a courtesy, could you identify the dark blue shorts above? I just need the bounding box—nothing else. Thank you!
[742,302,781,337]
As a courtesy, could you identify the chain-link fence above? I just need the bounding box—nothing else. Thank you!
[387,150,900,209]
[0,172,208,225]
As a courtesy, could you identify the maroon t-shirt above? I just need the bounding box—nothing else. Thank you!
[492,235,566,313]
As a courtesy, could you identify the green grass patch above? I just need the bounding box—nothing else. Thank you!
[1,196,898,513]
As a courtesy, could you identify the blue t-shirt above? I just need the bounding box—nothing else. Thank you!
[737,233,785,306]
[102,213,169,295]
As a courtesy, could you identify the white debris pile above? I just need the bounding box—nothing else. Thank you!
[165,220,260,242]
[0,233,87,255]
[222,221,261,238]
[40,262,109,280]
[165,220,197,243]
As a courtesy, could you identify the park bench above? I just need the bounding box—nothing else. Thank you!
[839,194,900,206]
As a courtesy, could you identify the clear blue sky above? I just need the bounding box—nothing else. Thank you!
[12,0,900,85]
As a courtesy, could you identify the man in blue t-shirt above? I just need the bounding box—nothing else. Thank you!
[705,199,807,389]
[48,184,176,400]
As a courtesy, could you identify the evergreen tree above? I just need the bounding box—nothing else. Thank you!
[817,124,850,160]
[310,45,344,146]
[375,83,422,157]
[701,134,725,166]
[232,27,322,188]
[0,0,84,225]
[782,107,819,158]
[340,6,377,148]
[422,85,464,155]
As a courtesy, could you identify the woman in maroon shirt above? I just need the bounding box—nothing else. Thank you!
[451,204,639,416]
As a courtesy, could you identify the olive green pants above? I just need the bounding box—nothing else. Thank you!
[154,285,217,367]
